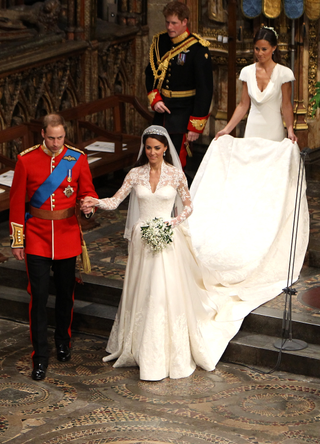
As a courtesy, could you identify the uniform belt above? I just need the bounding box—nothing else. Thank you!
[161,89,196,98]
[29,205,75,220]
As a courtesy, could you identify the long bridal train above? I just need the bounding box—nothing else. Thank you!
[189,135,309,325]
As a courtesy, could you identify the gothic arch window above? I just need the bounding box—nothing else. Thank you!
[59,89,77,112]
[8,102,28,158]
[35,96,51,120]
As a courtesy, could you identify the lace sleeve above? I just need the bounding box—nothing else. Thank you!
[96,170,134,211]
[170,171,193,228]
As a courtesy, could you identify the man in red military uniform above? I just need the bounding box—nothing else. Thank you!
[9,114,98,381]
[145,1,213,168]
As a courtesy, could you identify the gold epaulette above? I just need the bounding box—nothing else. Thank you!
[65,144,85,155]
[19,144,40,157]
[192,33,211,48]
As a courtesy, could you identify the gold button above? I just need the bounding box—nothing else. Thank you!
[166,86,169,89]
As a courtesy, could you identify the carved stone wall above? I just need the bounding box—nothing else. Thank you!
[0,53,84,159]
[97,30,149,136]
[0,0,150,165]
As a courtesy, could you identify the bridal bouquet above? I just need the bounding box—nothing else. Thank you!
[141,217,173,252]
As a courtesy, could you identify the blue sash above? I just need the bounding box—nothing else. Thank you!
[26,148,81,222]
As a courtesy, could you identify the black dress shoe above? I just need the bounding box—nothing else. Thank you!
[57,344,71,362]
[31,363,47,381]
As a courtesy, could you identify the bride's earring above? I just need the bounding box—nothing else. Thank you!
[164,151,166,157]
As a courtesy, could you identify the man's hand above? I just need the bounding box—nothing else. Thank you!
[12,248,24,261]
[187,131,199,142]
[154,101,171,114]
[81,196,98,214]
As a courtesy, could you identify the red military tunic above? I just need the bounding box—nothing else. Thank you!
[9,144,98,260]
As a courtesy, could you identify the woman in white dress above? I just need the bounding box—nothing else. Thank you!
[188,27,309,326]
[215,26,297,142]
[81,126,234,381]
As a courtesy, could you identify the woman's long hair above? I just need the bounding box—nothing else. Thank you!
[135,134,174,167]
[253,27,282,64]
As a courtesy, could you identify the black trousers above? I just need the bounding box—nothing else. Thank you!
[26,254,76,366]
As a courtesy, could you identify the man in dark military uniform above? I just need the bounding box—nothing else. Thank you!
[145,1,213,167]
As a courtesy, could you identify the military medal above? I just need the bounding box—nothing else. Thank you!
[177,53,186,65]
[63,185,74,198]
[67,169,72,183]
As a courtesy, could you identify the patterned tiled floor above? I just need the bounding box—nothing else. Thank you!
[1,317,320,444]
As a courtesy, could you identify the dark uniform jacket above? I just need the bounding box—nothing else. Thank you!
[145,29,213,135]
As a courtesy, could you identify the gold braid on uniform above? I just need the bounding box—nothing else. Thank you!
[150,32,171,91]
[192,33,211,47]
[65,144,85,155]
[19,145,40,157]
[150,32,203,91]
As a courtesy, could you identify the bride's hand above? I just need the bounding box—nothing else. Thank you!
[81,197,99,214]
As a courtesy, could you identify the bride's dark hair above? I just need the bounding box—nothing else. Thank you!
[253,27,282,64]
[135,133,174,167]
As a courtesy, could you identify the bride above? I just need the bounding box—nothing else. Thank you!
[81,125,239,381]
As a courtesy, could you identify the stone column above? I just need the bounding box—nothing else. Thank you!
[66,0,76,40]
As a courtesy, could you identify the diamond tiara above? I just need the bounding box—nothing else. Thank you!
[263,26,278,39]
[142,126,168,137]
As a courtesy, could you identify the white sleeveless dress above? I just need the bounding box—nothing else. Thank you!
[240,63,295,141]
[188,63,309,349]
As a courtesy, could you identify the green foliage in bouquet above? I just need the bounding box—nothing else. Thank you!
[141,217,173,252]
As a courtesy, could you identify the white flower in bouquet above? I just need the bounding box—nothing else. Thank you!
[141,217,173,252]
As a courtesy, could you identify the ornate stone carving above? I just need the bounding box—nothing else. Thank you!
[0,0,62,37]
[0,55,82,160]
[308,20,319,117]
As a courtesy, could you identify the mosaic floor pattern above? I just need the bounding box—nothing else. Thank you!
[0,318,320,444]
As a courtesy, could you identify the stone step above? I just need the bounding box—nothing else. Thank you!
[241,305,320,346]
[222,331,320,379]
[2,260,320,344]
[0,285,116,337]
[2,282,320,378]
[0,260,122,307]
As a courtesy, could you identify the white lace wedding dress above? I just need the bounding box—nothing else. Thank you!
[97,162,233,380]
